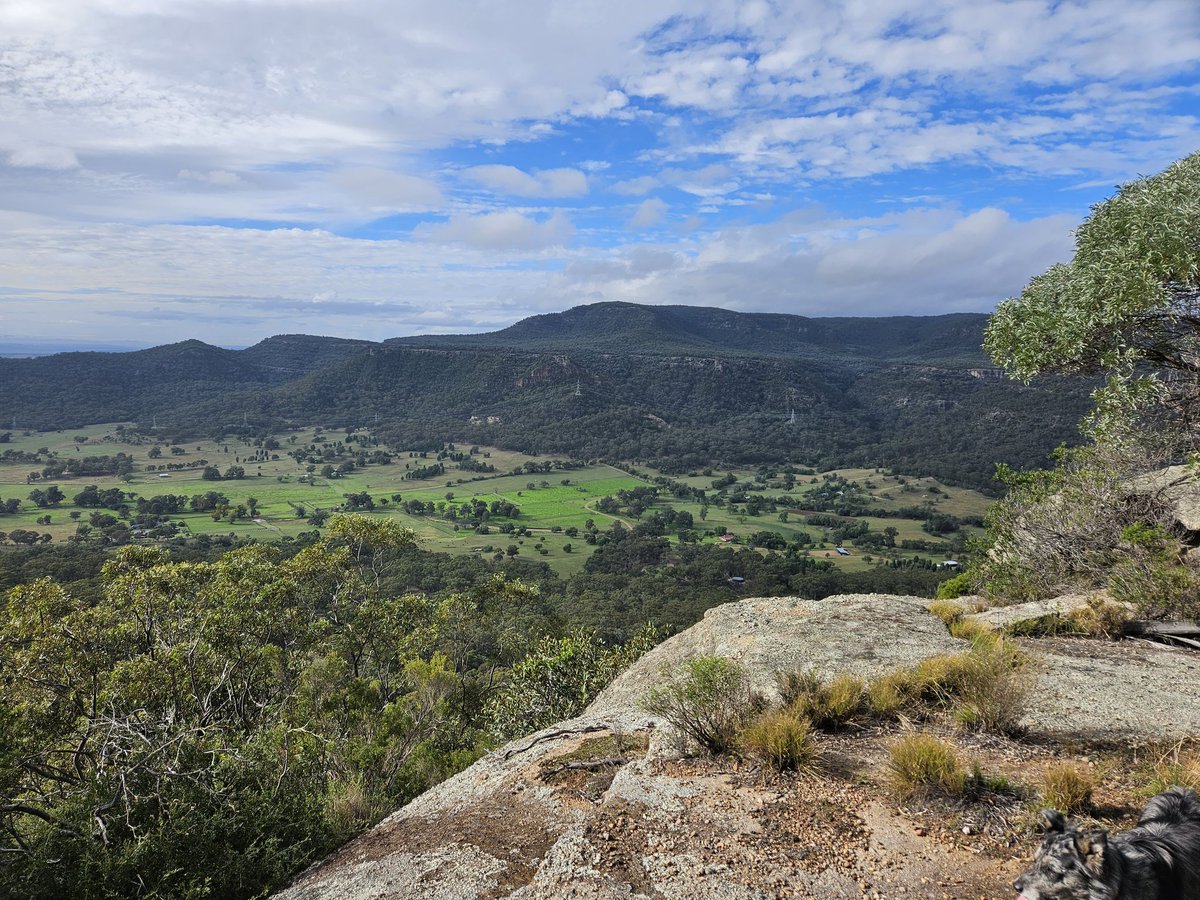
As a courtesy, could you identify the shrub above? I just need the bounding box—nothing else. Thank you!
[740,709,817,772]
[936,571,976,600]
[1040,763,1095,814]
[489,624,659,742]
[976,439,1200,620]
[1107,525,1200,619]
[887,733,966,798]
[641,655,761,755]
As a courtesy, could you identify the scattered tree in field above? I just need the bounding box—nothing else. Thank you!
[27,485,64,508]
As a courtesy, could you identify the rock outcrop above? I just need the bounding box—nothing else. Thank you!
[276,593,1200,900]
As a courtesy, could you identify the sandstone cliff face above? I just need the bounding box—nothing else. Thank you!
[276,594,1200,900]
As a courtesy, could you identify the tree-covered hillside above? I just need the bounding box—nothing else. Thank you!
[0,304,1092,491]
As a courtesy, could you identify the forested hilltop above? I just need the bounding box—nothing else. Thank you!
[0,304,1089,491]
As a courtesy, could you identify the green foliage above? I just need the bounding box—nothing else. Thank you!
[980,152,1200,623]
[935,571,975,600]
[985,151,1200,439]
[641,655,762,755]
[486,624,658,742]
[0,516,545,898]
[978,440,1200,619]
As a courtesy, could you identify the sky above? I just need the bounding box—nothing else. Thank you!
[1,0,1198,350]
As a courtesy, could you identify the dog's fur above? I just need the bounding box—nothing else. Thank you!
[1013,787,1200,899]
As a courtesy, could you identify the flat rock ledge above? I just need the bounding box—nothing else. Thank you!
[276,593,1200,900]
[962,592,1105,633]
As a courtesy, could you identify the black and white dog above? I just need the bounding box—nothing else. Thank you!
[1014,787,1200,899]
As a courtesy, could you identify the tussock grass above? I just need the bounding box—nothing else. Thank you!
[953,649,1030,734]
[740,709,818,772]
[787,676,873,734]
[887,733,966,798]
[779,634,1030,737]
[1146,744,1200,794]
[948,617,995,642]
[902,635,1029,734]
[927,599,965,625]
[777,669,824,707]
[865,670,912,718]
[1040,763,1095,814]
[1068,596,1132,638]
[325,773,378,838]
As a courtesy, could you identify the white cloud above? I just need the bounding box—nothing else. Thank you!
[415,210,574,250]
[462,165,588,198]
[662,164,739,197]
[629,42,753,111]
[561,206,1079,315]
[330,168,445,212]
[7,145,80,170]
[0,0,1195,347]
[629,197,668,227]
[178,169,243,187]
[611,175,660,196]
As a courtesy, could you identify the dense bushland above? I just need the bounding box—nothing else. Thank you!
[0,517,640,898]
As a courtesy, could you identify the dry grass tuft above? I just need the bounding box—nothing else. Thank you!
[887,733,966,798]
[948,617,995,642]
[928,599,965,626]
[779,671,869,731]
[1068,595,1132,638]
[1146,743,1200,794]
[1040,762,1095,814]
[740,709,818,772]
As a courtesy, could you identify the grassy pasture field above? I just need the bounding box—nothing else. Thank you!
[0,424,990,575]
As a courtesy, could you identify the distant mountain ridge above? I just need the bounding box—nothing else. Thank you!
[388,302,993,365]
[0,303,1085,489]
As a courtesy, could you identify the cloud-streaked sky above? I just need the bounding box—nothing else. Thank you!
[1,0,1197,348]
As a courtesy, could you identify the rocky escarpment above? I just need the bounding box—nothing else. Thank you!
[276,594,1200,900]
